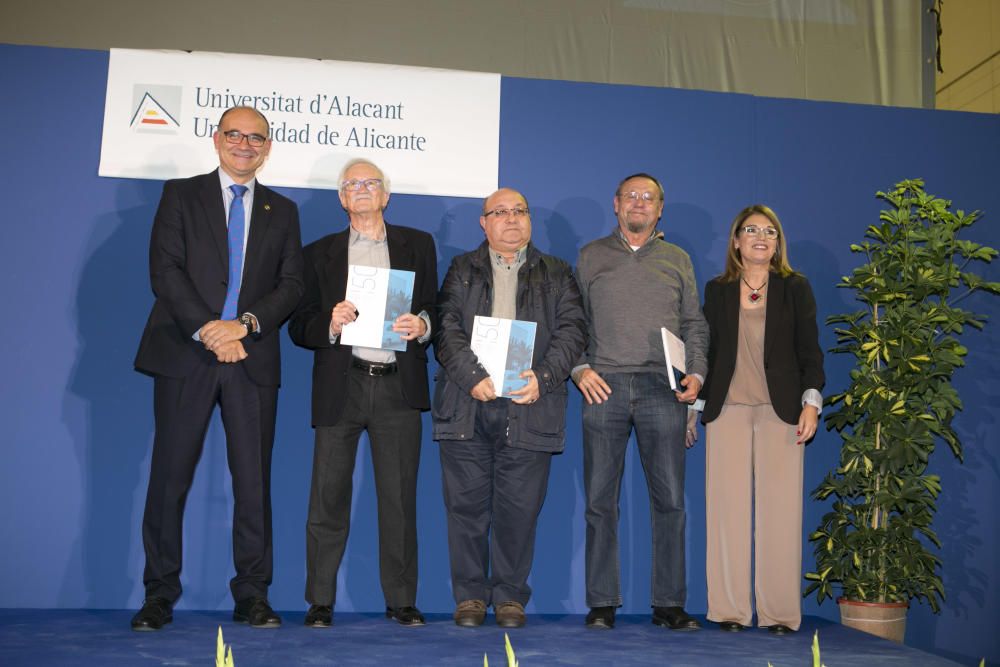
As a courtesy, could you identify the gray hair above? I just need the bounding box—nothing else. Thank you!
[338,158,392,195]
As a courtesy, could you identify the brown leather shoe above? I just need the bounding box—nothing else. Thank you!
[454,599,487,627]
[495,600,526,628]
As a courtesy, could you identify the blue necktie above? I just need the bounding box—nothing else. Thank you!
[221,184,248,320]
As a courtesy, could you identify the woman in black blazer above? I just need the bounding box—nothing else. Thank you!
[691,205,824,635]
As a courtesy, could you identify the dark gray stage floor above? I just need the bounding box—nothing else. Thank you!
[0,610,972,666]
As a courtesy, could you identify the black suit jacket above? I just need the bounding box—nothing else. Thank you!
[134,170,304,386]
[288,223,438,427]
[699,272,824,424]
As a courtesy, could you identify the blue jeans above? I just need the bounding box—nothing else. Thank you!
[583,372,688,608]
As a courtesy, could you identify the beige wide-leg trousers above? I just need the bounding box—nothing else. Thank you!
[705,403,803,630]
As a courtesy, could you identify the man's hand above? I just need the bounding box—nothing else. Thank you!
[685,409,699,448]
[392,313,427,341]
[329,300,359,337]
[200,319,247,351]
[796,404,819,445]
[470,377,498,402]
[674,374,702,404]
[573,368,612,405]
[214,340,248,363]
[509,370,540,405]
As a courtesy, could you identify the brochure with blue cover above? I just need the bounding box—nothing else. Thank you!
[470,316,537,397]
[341,265,415,352]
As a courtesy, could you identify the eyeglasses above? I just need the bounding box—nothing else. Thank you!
[221,130,267,148]
[484,207,529,219]
[618,191,660,202]
[341,178,384,192]
[741,225,779,239]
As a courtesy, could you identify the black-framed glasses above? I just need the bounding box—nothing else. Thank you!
[741,224,779,239]
[221,130,267,147]
[341,178,384,192]
[484,207,529,219]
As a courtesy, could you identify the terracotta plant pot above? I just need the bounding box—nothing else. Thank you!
[837,597,909,643]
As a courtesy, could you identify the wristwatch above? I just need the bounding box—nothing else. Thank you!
[238,313,258,335]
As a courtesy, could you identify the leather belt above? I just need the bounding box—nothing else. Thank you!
[352,358,398,376]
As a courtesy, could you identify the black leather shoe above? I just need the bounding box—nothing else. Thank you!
[718,621,745,632]
[652,606,701,631]
[495,601,526,628]
[454,600,487,627]
[386,605,425,626]
[131,597,172,631]
[233,597,281,628]
[304,604,332,628]
[768,624,793,635]
[585,606,616,629]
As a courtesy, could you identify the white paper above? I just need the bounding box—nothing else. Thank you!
[660,327,687,391]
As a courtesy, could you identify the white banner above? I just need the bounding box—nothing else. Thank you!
[99,49,500,198]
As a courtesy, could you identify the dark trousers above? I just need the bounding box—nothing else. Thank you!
[305,366,421,608]
[141,362,277,604]
[439,400,553,607]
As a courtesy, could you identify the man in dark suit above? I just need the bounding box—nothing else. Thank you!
[131,106,304,631]
[289,158,437,628]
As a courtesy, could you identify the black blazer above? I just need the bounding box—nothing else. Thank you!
[134,170,304,386]
[288,223,438,428]
[699,272,824,424]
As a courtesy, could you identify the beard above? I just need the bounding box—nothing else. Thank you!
[626,220,650,235]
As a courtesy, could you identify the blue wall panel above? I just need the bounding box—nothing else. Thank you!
[1,43,997,666]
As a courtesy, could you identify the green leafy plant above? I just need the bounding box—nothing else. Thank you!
[805,179,1000,611]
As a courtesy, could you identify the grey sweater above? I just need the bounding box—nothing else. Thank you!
[575,229,708,378]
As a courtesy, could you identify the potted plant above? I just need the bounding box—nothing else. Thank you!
[804,179,1000,642]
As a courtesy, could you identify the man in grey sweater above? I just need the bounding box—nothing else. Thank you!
[572,173,709,631]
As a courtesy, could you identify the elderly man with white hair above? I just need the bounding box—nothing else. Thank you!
[289,158,438,628]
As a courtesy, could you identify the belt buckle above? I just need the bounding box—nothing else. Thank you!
[367,364,384,377]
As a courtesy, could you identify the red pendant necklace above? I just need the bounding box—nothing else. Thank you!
[741,276,767,303]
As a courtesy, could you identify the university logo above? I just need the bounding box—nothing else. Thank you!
[130,85,182,134]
